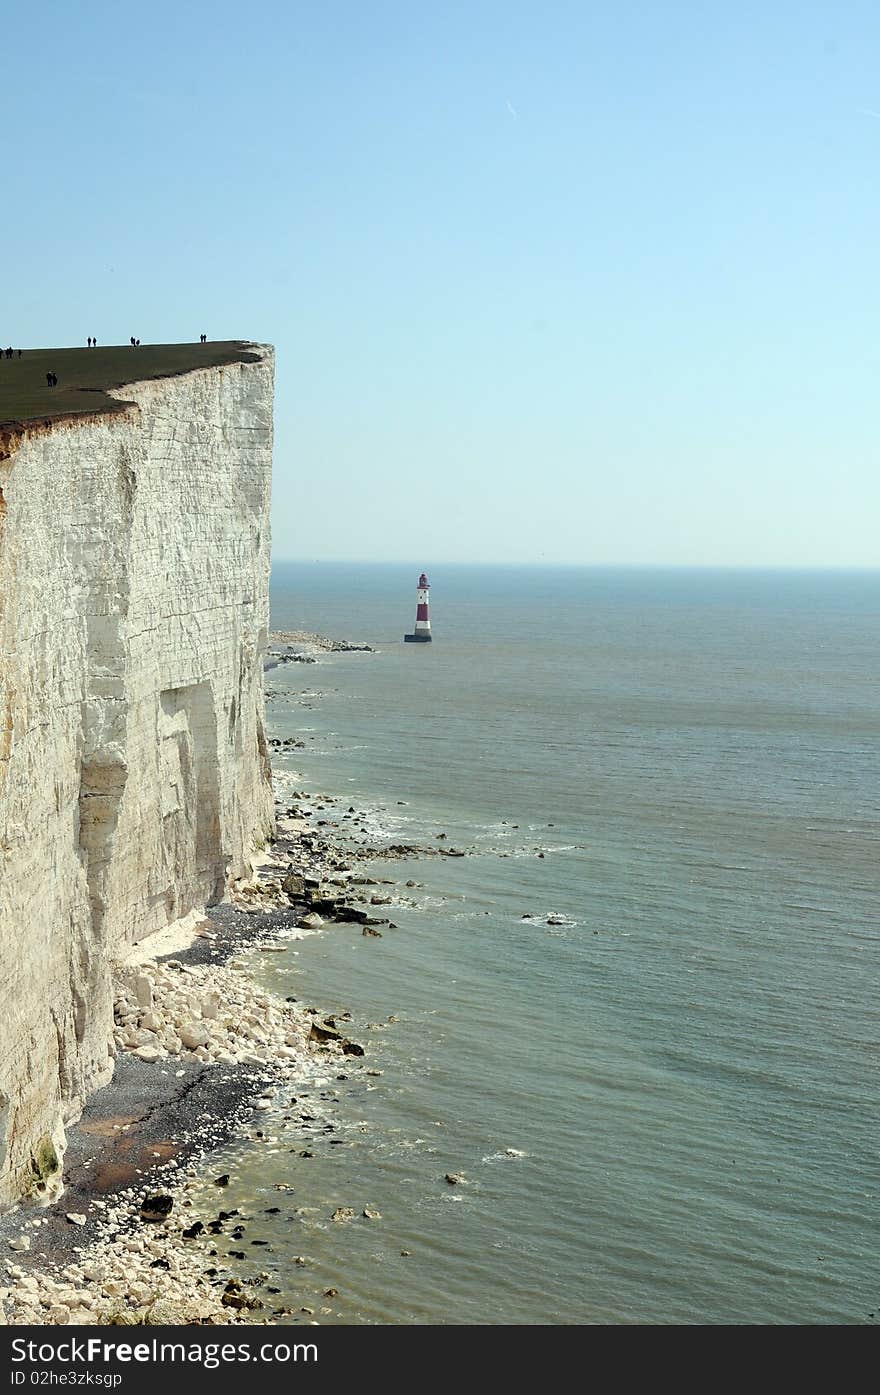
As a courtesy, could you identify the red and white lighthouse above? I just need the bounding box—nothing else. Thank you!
[404,572,432,643]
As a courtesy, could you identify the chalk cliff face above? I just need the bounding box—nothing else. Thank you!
[0,350,275,1209]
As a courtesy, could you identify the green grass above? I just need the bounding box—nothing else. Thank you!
[0,341,263,430]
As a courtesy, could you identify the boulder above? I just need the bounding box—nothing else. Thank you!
[134,975,153,1010]
[309,898,341,917]
[221,1280,261,1311]
[140,1194,173,1222]
[179,1023,209,1051]
[333,906,369,924]
[309,1020,342,1044]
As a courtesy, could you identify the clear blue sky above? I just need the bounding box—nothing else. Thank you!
[5,1,879,566]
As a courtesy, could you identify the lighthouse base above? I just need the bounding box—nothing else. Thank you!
[404,633,432,643]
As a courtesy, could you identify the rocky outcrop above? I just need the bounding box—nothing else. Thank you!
[0,348,275,1209]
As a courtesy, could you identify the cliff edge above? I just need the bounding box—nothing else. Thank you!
[0,345,275,1210]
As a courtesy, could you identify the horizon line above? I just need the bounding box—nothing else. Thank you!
[270,557,880,573]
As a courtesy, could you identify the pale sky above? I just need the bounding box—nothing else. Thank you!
[4,1,879,567]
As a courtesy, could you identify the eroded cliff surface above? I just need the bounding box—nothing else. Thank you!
[0,349,275,1208]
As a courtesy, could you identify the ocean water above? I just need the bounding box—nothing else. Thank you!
[196,564,880,1325]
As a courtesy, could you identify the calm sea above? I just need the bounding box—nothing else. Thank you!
[192,564,880,1325]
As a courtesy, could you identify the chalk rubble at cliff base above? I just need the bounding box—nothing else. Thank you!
[0,923,356,1325]
[1,1185,267,1326]
[114,958,311,1068]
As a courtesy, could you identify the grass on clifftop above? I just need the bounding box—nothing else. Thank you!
[0,341,262,430]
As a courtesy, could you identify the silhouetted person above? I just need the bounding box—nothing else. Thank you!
[5,347,11,359]
[46,372,54,387]
[200,333,206,343]
[130,337,136,347]
[135,338,140,346]
[17,349,21,358]
[87,337,92,348]
[93,337,97,347]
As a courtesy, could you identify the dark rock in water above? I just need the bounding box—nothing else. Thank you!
[227,1250,246,1260]
[310,1019,342,1044]
[445,1173,467,1185]
[362,926,382,937]
[334,906,368,924]
[140,1194,173,1222]
[309,898,341,917]
[214,1175,230,1188]
[300,1150,314,1158]
[181,1222,204,1239]
[251,1239,270,1246]
[222,1279,261,1309]
[342,1039,365,1056]
[218,1210,239,1221]
[264,1206,281,1214]
[324,1287,339,1298]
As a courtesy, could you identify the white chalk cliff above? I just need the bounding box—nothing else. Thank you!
[0,349,275,1209]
